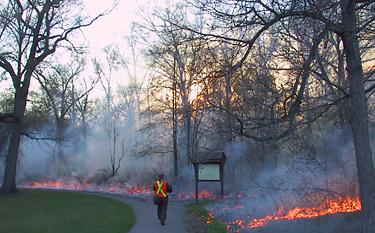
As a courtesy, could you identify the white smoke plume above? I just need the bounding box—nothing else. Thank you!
[205,131,371,232]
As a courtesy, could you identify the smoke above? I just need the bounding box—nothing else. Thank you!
[17,138,54,180]
[6,114,175,186]
[206,131,369,232]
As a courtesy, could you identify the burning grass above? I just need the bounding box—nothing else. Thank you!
[0,189,135,233]
[19,178,153,199]
[19,178,218,201]
[186,200,227,233]
[207,194,361,232]
[249,195,361,228]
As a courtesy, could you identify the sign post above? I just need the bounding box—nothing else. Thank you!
[190,151,226,202]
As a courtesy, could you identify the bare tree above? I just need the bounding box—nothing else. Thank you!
[34,51,98,176]
[93,45,129,177]
[0,0,109,193]
[141,5,214,177]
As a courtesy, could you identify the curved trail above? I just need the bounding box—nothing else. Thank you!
[98,194,188,233]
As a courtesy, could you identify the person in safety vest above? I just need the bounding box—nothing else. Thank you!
[153,174,172,225]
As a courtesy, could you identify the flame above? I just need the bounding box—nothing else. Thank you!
[28,180,89,190]
[223,195,362,231]
[20,179,216,200]
[21,179,152,196]
[177,190,216,200]
[249,196,361,228]
[206,211,214,224]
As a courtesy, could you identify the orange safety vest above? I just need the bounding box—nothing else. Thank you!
[154,180,168,198]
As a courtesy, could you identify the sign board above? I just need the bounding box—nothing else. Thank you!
[198,163,220,181]
[191,151,226,201]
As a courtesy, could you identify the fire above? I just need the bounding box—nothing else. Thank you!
[177,190,216,200]
[28,180,89,190]
[249,197,361,228]
[20,179,217,201]
[223,195,362,231]
[249,196,361,228]
[226,219,246,233]
[200,195,362,232]
[206,211,214,224]
[126,185,151,194]
[21,179,152,196]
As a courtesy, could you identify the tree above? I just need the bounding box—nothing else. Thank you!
[93,45,128,177]
[34,51,97,176]
[182,0,375,231]
[0,0,108,193]
[142,5,213,177]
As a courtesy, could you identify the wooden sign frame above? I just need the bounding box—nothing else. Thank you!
[190,151,226,202]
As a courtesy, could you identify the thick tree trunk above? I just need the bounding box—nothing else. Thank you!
[340,1,375,232]
[1,87,28,193]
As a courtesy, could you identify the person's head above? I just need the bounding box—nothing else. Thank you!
[158,174,165,180]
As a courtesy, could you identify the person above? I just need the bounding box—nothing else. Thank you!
[153,174,172,225]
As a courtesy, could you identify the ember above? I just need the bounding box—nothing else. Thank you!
[177,190,216,200]
[226,219,246,232]
[206,211,214,224]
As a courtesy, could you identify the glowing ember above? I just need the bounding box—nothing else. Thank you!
[177,190,216,200]
[125,185,151,194]
[206,211,214,224]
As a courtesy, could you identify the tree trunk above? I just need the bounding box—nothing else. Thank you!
[224,67,233,142]
[340,1,375,232]
[172,70,178,178]
[1,86,28,193]
[182,93,191,165]
[335,36,350,128]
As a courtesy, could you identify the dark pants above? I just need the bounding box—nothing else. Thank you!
[157,197,168,224]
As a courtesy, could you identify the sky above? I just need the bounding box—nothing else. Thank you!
[81,0,174,54]
[0,0,169,94]
[81,0,146,54]
[78,0,185,97]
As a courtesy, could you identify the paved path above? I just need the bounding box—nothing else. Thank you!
[97,194,188,233]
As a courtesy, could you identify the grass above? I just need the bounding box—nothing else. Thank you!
[186,200,227,233]
[0,189,136,233]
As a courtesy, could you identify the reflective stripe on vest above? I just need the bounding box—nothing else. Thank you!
[155,181,167,198]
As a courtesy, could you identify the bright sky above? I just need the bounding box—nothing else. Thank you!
[0,0,183,97]
[81,0,173,54]
[81,0,144,54]
[0,0,168,94]
[81,0,178,89]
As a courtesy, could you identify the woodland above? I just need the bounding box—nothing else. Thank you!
[0,0,374,232]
